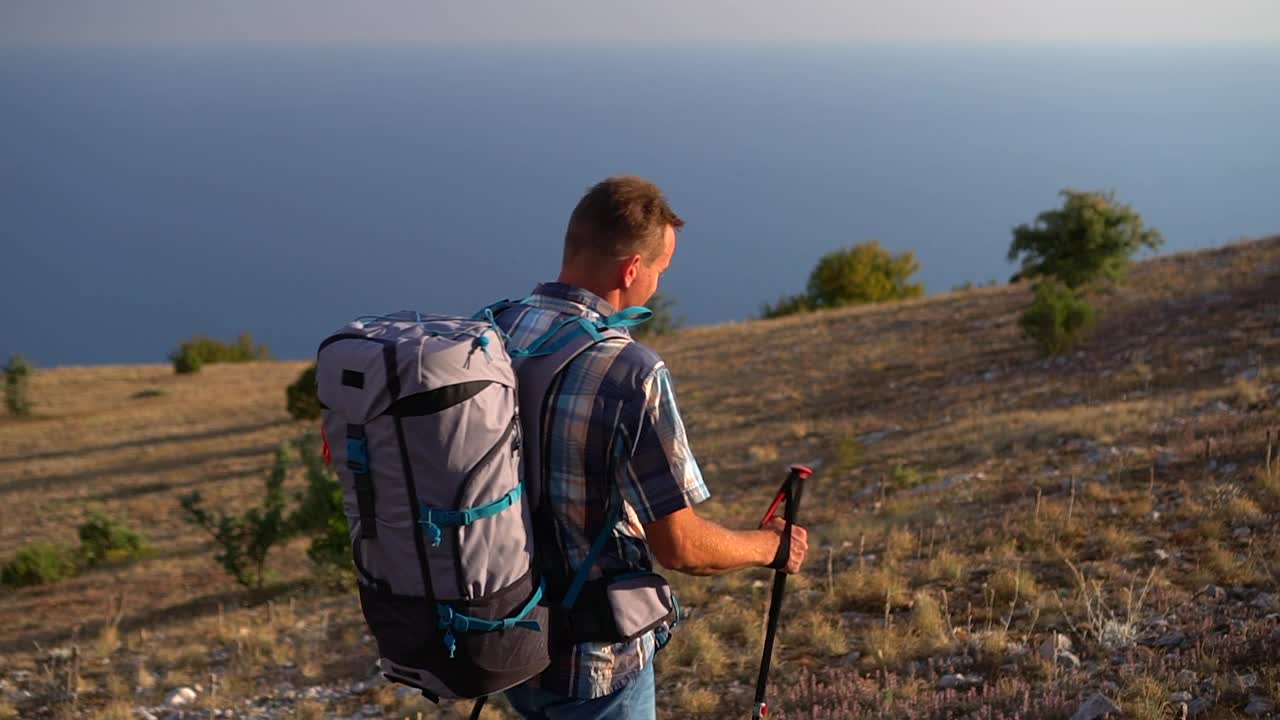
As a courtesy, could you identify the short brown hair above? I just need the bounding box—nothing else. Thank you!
[563,176,684,267]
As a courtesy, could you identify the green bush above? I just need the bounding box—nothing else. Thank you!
[1008,189,1163,289]
[2,542,78,587]
[181,444,291,589]
[1019,281,1097,356]
[172,346,204,374]
[762,241,923,319]
[4,354,33,417]
[761,293,815,320]
[290,432,352,571]
[631,292,683,340]
[170,332,270,374]
[806,241,924,307]
[78,510,148,566]
[286,364,322,421]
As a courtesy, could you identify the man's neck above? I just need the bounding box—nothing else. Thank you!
[556,270,623,312]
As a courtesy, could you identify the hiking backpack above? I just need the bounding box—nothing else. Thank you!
[315,304,649,701]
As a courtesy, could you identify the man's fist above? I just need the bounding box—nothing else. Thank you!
[763,517,808,574]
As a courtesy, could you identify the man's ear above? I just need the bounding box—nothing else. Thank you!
[619,254,642,289]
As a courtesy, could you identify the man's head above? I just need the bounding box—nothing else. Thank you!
[560,176,683,309]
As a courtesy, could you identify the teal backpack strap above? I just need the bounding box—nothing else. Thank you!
[560,500,624,610]
[602,306,653,329]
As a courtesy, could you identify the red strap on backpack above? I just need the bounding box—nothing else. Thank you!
[321,426,332,465]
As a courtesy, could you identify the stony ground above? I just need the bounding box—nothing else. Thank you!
[2,236,1278,719]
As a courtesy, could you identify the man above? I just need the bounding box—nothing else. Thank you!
[498,176,808,719]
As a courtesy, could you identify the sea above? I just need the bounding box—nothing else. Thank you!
[2,44,1277,365]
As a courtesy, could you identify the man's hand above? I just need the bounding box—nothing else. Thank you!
[763,517,808,574]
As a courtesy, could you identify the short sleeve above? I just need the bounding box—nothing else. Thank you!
[615,364,710,525]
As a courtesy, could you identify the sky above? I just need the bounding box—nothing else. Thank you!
[3,0,1279,48]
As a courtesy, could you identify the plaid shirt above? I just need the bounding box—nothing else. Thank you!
[497,282,709,699]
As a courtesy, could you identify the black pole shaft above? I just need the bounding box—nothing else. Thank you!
[753,470,805,718]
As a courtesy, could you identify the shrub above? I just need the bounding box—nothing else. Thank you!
[762,241,923,318]
[2,542,78,587]
[1008,189,1163,289]
[761,293,815,319]
[631,292,683,340]
[286,364,322,421]
[3,353,33,417]
[807,241,924,307]
[169,332,269,374]
[1019,281,1097,356]
[172,346,203,374]
[289,432,351,571]
[78,510,148,566]
[181,445,291,589]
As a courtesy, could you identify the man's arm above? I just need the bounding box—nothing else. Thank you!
[644,506,808,576]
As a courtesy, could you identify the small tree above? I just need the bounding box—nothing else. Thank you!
[181,445,291,589]
[632,292,683,340]
[1008,190,1163,289]
[762,241,923,319]
[1019,280,1097,356]
[4,354,33,417]
[286,364,322,420]
[807,241,923,308]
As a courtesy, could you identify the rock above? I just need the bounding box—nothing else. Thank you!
[1230,672,1259,693]
[1252,593,1279,612]
[138,711,159,720]
[1245,696,1275,716]
[858,428,899,445]
[165,687,198,707]
[1071,692,1121,720]
[1057,650,1082,669]
[1039,632,1074,660]
[360,706,384,717]
[1196,585,1226,604]
[1148,630,1186,649]
[1156,450,1177,468]
[1176,670,1198,687]
[1169,692,1193,704]
[938,673,983,691]
[1187,697,1212,717]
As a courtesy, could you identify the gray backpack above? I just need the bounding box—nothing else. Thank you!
[315,304,648,702]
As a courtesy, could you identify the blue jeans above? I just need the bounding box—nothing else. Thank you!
[504,663,655,720]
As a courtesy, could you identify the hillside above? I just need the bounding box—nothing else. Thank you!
[1,236,1278,719]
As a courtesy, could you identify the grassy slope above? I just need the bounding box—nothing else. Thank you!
[1,236,1277,719]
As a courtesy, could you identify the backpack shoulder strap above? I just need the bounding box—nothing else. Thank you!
[509,305,651,514]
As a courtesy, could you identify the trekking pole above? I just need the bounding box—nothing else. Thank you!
[753,464,813,720]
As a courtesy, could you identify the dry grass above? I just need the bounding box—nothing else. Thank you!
[675,685,720,716]
[1122,674,1172,720]
[664,620,730,679]
[833,566,910,613]
[3,237,1279,719]
[782,608,851,657]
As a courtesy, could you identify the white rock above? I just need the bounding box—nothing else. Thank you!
[165,687,198,707]
[938,673,983,690]
[1071,692,1121,720]
[1039,632,1073,661]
